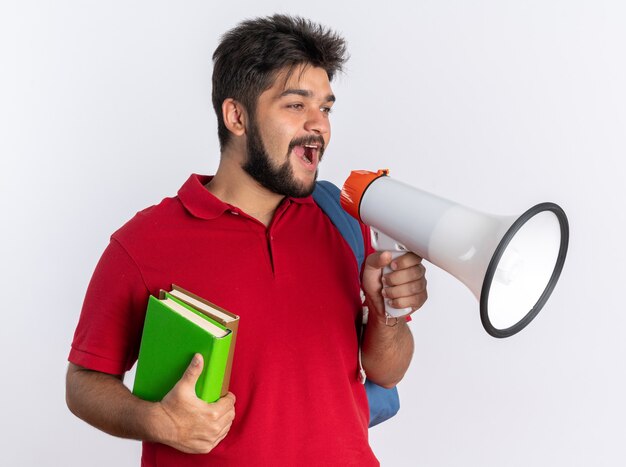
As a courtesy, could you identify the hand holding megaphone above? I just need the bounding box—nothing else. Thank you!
[341,169,569,338]
[369,228,416,319]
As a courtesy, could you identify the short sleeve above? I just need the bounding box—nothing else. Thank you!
[68,238,150,375]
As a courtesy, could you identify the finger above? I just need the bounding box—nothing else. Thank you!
[205,392,236,419]
[386,289,428,310]
[212,420,234,448]
[203,403,235,445]
[218,416,234,436]
[221,391,236,405]
[382,278,427,300]
[383,263,426,287]
[215,404,236,426]
[210,392,236,411]
[389,252,423,270]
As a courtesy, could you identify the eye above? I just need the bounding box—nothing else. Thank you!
[287,103,304,111]
[320,106,333,115]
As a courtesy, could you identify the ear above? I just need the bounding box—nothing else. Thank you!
[222,98,247,137]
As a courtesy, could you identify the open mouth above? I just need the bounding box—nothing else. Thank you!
[303,144,318,164]
[293,143,321,166]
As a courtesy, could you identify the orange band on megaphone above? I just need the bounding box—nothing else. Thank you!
[340,169,389,221]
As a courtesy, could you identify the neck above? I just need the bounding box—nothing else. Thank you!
[206,149,285,227]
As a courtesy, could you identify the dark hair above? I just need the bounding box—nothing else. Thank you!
[212,14,348,150]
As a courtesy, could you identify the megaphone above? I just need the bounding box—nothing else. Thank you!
[341,169,569,338]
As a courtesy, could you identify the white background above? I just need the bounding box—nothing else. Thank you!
[1,1,624,466]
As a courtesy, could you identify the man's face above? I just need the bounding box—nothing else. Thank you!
[242,64,334,198]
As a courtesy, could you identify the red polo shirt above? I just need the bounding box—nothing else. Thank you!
[69,174,378,466]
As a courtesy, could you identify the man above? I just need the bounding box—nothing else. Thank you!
[66,14,427,466]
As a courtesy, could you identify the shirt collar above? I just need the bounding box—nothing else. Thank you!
[178,174,315,220]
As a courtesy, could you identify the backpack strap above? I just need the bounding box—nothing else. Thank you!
[313,180,368,384]
[313,180,400,428]
[312,181,365,270]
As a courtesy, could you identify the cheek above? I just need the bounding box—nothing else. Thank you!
[261,124,295,156]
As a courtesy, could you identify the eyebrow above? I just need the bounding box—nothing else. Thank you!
[278,89,336,103]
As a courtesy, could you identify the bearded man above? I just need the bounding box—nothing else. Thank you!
[66,14,427,466]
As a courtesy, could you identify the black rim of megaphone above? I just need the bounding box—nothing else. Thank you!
[479,202,569,338]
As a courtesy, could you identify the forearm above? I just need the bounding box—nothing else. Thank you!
[65,363,168,443]
[360,311,414,388]
[67,358,237,454]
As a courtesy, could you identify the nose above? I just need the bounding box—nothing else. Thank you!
[303,107,330,135]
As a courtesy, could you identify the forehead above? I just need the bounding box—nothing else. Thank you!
[265,64,334,99]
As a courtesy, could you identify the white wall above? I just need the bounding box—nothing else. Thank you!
[1,1,624,466]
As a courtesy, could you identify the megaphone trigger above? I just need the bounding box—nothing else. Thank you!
[370,228,409,253]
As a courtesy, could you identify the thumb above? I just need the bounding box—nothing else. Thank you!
[362,251,393,291]
[361,251,393,316]
[180,353,204,388]
[364,250,393,272]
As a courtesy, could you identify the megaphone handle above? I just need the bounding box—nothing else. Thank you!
[370,228,413,319]
[383,252,414,319]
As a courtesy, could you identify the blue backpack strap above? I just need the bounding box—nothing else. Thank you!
[312,181,365,270]
[313,181,400,428]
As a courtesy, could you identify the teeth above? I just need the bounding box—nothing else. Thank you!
[304,144,318,148]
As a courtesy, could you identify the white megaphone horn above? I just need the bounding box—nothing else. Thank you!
[341,169,569,338]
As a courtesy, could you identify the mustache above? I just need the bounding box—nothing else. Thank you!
[288,135,326,156]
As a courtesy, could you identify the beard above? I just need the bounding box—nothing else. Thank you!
[242,117,324,198]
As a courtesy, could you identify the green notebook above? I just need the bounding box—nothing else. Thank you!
[132,294,232,404]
